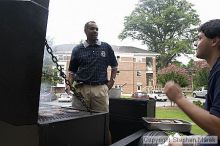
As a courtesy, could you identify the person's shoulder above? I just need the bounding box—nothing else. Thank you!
[101,41,110,46]
[73,43,84,51]
[213,57,220,73]
[217,57,220,66]
[100,41,112,48]
[74,43,84,48]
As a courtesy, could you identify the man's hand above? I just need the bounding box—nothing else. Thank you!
[106,80,115,90]
[164,81,184,103]
[66,71,75,94]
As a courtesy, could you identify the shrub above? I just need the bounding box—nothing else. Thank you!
[193,100,205,108]
[157,64,190,87]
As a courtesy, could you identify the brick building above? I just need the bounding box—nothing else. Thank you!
[51,44,160,94]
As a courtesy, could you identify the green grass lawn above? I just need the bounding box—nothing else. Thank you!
[156,106,207,135]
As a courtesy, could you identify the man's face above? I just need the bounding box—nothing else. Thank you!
[195,32,212,59]
[85,22,98,41]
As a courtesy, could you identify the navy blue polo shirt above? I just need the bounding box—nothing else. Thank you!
[206,57,220,118]
[201,57,220,146]
[68,40,118,84]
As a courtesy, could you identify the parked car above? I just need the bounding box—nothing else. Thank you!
[193,87,207,98]
[131,92,149,99]
[58,93,73,102]
[148,90,168,101]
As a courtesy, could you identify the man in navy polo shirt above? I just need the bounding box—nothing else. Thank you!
[67,21,117,145]
[164,19,220,146]
[67,21,118,112]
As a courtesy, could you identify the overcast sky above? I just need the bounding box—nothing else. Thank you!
[46,0,220,49]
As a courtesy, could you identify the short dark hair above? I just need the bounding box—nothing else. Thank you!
[198,19,220,39]
[84,21,96,31]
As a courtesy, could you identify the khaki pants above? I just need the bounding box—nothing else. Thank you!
[72,84,109,112]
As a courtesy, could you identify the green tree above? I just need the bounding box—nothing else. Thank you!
[193,68,209,89]
[192,60,209,89]
[119,0,200,68]
[187,59,194,69]
[41,37,62,89]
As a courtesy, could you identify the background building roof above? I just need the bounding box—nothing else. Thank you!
[52,43,158,55]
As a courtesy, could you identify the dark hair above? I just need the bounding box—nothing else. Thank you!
[84,21,96,31]
[198,19,220,39]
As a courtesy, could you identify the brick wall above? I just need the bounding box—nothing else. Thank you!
[108,56,156,94]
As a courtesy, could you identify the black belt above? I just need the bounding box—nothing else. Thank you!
[76,81,107,86]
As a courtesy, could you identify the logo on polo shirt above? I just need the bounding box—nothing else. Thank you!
[101,51,106,57]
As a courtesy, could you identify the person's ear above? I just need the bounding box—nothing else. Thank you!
[211,37,220,48]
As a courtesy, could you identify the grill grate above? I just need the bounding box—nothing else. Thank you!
[38,104,92,124]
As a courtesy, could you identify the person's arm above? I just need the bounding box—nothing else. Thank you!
[66,46,79,93]
[175,96,220,137]
[106,43,118,90]
[164,81,220,138]
[106,67,117,89]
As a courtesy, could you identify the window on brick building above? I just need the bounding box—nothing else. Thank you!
[146,57,152,67]
[135,57,143,63]
[57,55,64,60]
[64,55,71,61]
[137,71,141,76]
[146,73,153,86]
[137,85,142,91]
[116,56,121,61]
[146,58,153,71]
[117,70,120,75]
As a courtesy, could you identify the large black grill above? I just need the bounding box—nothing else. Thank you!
[36,104,108,146]
[0,1,109,146]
